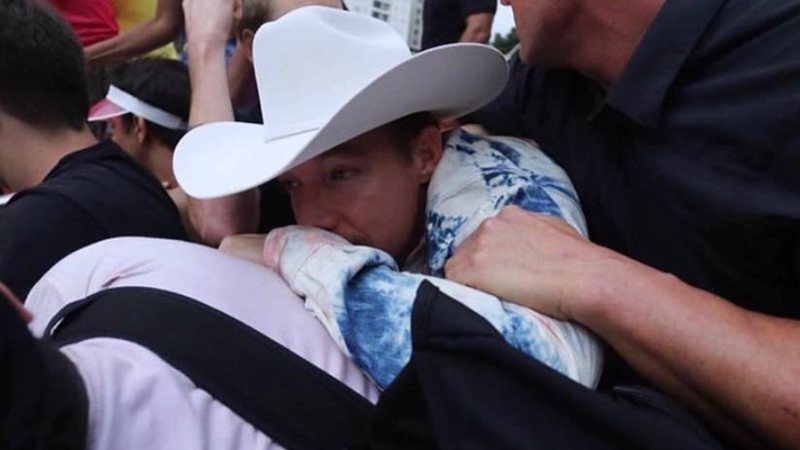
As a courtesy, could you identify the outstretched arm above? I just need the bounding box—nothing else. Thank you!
[262,225,601,390]
[85,0,183,67]
[445,206,800,449]
[182,0,260,245]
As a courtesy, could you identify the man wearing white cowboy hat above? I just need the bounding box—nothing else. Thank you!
[181,0,345,245]
[176,6,602,392]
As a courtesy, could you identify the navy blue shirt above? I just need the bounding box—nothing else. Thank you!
[0,140,187,299]
[473,0,800,354]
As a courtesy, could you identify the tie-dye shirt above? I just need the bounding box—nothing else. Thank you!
[264,129,602,390]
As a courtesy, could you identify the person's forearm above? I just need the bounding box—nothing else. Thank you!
[184,30,258,245]
[459,13,493,44]
[579,259,800,449]
[459,26,490,44]
[85,18,178,67]
[187,190,260,246]
[188,40,235,125]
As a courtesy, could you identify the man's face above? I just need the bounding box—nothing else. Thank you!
[108,116,141,156]
[278,124,440,263]
[502,0,580,66]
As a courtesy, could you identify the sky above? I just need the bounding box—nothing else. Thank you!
[491,1,515,38]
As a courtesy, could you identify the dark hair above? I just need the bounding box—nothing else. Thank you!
[236,0,271,39]
[0,0,89,131]
[111,58,191,150]
[384,112,437,158]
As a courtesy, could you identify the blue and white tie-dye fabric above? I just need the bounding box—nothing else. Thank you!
[427,129,588,274]
[263,128,602,390]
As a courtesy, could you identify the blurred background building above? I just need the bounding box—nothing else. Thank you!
[346,0,425,50]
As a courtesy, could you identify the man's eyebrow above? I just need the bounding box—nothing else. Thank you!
[318,143,360,160]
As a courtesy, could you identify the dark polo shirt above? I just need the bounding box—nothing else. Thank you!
[0,140,188,299]
[473,0,800,356]
[421,0,496,50]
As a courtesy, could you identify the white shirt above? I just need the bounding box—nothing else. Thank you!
[26,237,379,450]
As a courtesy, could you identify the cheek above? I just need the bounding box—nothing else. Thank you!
[111,128,137,154]
[357,175,423,258]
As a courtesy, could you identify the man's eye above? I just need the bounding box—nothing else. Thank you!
[280,179,300,192]
[329,168,355,181]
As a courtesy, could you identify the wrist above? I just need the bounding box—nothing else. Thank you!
[565,253,640,324]
[568,252,680,330]
[186,38,227,62]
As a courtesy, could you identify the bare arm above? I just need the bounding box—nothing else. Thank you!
[218,234,267,264]
[459,12,493,44]
[445,206,800,449]
[182,0,260,246]
[85,0,183,67]
[0,282,32,324]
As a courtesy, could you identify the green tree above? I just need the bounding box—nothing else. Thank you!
[491,27,518,55]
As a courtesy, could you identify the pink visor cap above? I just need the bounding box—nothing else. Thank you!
[88,85,188,130]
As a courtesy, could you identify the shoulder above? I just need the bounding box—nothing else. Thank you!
[461,0,497,14]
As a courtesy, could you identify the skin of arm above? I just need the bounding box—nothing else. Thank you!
[218,233,267,264]
[459,12,494,44]
[445,206,800,450]
[0,282,32,324]
[182,0,260,246]
[84,0,183,67]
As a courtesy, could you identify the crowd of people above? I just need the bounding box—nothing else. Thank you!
[1,0,799,449]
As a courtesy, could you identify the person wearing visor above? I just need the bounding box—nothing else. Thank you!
[89,58,189,190]
[89,58,198,239]
[0,1,187,299]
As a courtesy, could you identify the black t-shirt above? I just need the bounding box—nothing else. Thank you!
[0,140,187,299]
[257,180,295,233]
[472,0,800,383]
[421,0,496,50]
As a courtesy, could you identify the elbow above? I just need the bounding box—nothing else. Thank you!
[475,29,491,44]
[187,193,261,247]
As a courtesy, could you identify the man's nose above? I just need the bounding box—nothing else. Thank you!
[294,191,339,232]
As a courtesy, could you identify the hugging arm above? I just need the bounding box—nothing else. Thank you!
[446,206,800,449]
[181,0,260,245]
[262,226,601,390]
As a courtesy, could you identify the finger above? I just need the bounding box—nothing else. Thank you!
[0,281,32,323]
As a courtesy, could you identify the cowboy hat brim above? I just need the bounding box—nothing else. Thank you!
[174,43,508,199]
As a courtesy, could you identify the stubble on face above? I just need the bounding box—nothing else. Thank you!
[509,0,581,68]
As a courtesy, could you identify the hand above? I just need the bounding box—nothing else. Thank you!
[444,206,626,320]
[0,281,32,323]
[183,0,235,50]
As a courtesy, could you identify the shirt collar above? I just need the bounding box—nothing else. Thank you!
[605,0,726,129]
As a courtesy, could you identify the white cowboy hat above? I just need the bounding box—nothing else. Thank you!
[174,6,508,199]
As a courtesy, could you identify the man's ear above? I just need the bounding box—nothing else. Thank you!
[411,125,444,184]
[242,29,255,62]
[135,116,148,144]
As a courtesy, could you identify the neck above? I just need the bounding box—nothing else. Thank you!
[141,140,178,189]
[0,120,97,191]
[565,0,664,89]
